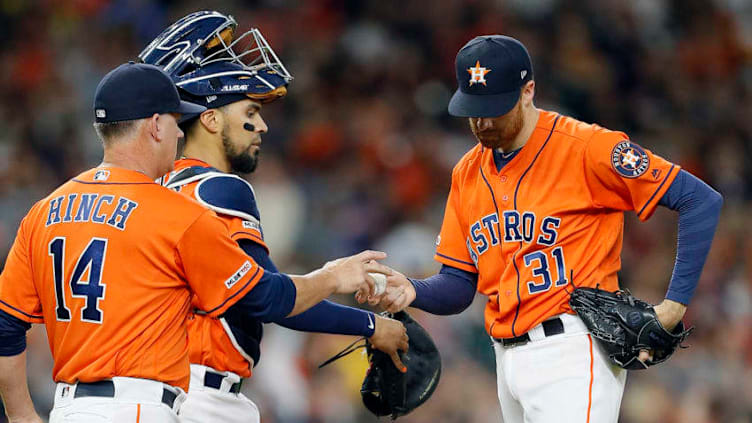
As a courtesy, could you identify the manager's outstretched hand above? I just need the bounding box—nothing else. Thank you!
[322,250,393,295]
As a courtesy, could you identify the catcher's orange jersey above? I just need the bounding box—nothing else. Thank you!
[162,158,266,378]
[0,167,265,390]
[435,110,679,338]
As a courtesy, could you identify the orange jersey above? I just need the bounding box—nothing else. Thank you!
[435,110,679,339]
[161,158,266,378]
[0,167,265,390]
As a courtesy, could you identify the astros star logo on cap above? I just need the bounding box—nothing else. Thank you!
[467,60,491,86]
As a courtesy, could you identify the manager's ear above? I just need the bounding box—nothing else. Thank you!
[146,113,161,142]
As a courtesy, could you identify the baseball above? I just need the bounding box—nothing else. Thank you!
[368,272,387,296]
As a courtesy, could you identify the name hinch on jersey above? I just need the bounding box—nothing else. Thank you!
[46,194,138,231]
[466,211,560,264]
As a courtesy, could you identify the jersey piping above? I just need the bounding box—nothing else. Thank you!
[636,164,676,218]
[510,114,560,336]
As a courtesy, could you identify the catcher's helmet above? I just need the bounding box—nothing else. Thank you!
[139,10,291,106]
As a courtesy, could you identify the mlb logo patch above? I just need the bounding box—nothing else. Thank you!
[225,261,253,289]
[94,170,110,181]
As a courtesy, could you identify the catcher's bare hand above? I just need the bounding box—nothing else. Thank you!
[369,314,409,372]
[323,250,392,295]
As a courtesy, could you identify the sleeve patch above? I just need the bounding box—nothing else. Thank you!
[195,175,261,223]
[225,261,254,289]
[242,220,261,231]
[611,141,650,178]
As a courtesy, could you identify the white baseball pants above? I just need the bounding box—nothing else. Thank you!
[49,377,185,423]
[179,364,260,423]
[493,313,627,423]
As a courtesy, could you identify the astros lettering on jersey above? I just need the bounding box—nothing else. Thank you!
[435,110,679,338]
[0,167,265,390]
[161,158,265,378]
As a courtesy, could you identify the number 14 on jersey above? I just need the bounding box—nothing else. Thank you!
[49,237,107,323]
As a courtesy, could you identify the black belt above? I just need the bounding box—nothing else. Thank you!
[204,370,242,394]
[494,317,565,347]
[73,380,177,408]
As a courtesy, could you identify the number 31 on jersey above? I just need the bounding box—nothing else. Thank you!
[466,211,568,295]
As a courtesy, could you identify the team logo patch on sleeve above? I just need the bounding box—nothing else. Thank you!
[611,141,650,178]
[225,261,253,289]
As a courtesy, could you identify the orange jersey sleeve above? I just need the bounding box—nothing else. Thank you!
[176,210,264,317]
[0,215,43,323]
[435,160,479,273]
[224,214,266,248]
[584,130,680,221]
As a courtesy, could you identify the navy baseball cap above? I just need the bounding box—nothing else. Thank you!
[94,62,206,123]
[448,35,533,118]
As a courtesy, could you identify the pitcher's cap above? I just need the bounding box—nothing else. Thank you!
[448,35,533,118]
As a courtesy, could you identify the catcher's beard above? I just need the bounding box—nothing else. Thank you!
[222,126,259,174]
[470,100,524,150]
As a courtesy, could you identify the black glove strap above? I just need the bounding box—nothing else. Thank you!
[318,337,367,369]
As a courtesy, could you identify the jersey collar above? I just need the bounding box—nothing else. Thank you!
[76,166,157,184]
[483,110,558,175]
[174,157,213,171]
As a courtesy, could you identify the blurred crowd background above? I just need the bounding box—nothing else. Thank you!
[1,0,751,422]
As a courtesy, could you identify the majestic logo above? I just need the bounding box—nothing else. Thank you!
[467,60,491,86]
[225,261,253,288]
[611,141,650,178]
[94,170,110,181]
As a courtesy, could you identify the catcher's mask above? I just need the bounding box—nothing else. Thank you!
[139,10,291,105]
